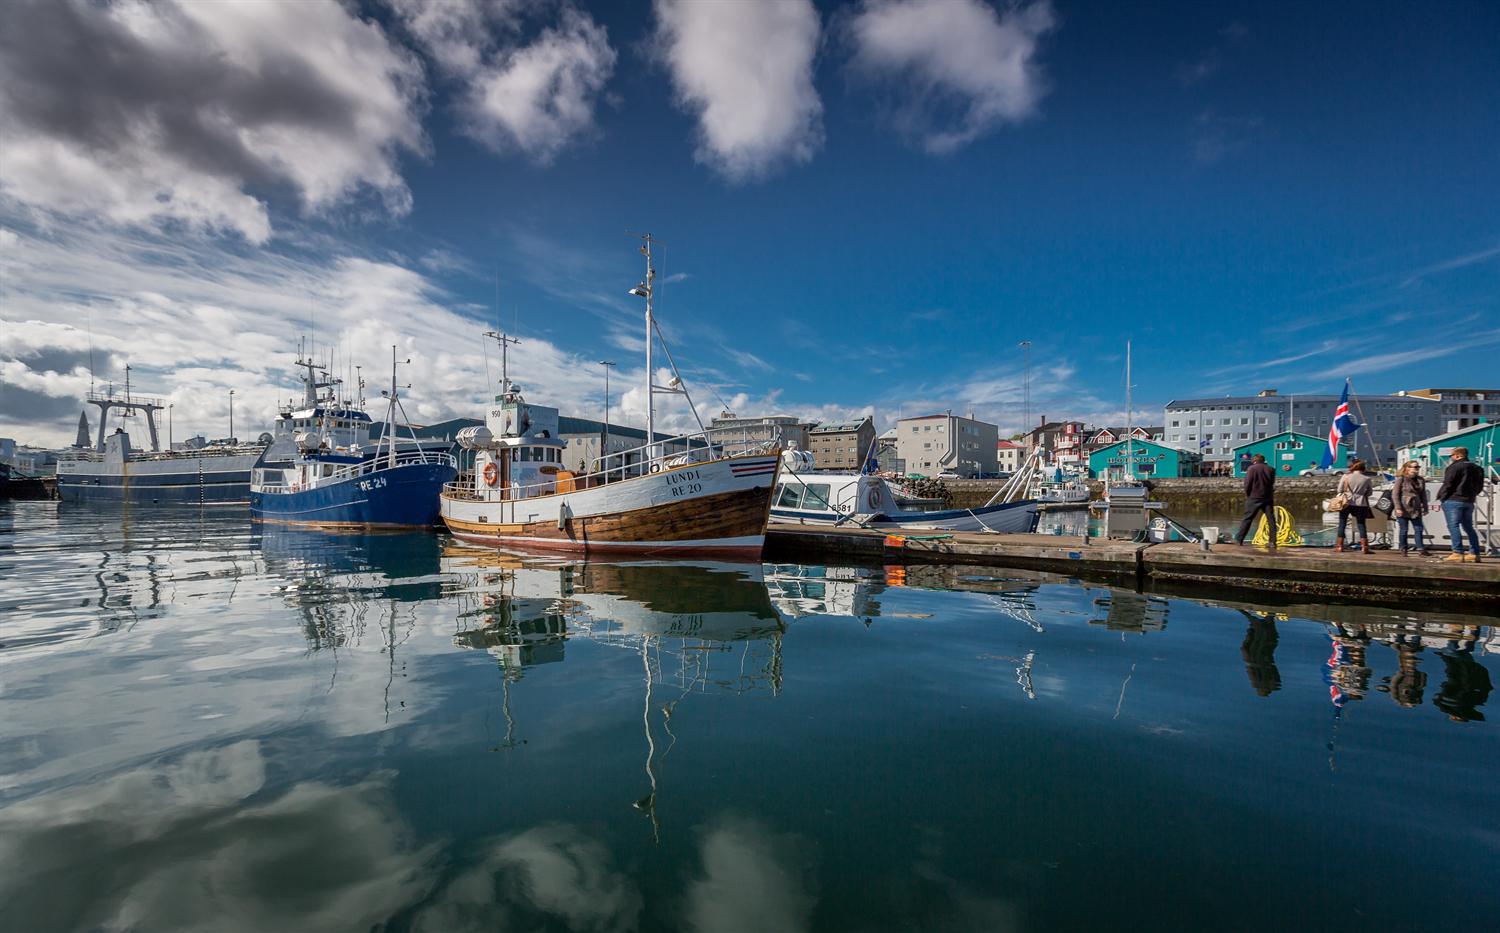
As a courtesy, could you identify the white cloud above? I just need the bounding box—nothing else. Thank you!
[653,0,824,181]
[848,0,1057,153]
[0,0,428,244]
[0,222,673,447]
[389,0,616,163]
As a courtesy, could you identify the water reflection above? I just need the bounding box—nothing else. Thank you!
[1238,612,1282,697]
[0,741,439,933]
[4,502,1498,931]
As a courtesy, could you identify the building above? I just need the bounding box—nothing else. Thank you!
[1088,438,1201,481]
[807,417,875,470]
[875,428,904,474]
[896,412,999,477]
[995,439,1025,473]
[1163,389,1440,471]
[1401,389,1500,432]
[1023,418,1088,463]
[1087,426,1161,449]
[709,413,811,452]
[1397,422,1500,477]
[558,416,694,474]
[1231,431,1348,477]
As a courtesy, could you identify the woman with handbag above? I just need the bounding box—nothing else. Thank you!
[1391,460,1431,556]
[1334,459,1375,554]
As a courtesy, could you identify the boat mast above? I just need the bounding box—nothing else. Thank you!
[640,235,656,456]
[1125,340,1134,482]
[482,330,520,397]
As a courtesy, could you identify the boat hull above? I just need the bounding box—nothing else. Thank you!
[251,461,456,527]
[441,455,779,557]
[56,455,265,505]
[772,498,1041,533]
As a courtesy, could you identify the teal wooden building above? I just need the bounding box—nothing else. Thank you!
[1399,422,1499,477]
[1231,431,1347,477]
[1088,439,1201,480]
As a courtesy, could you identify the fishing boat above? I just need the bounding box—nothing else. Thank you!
[770,447,1040,533]
[439,235,782,557]
[250,348,456,527]
[1031,464,1091,506]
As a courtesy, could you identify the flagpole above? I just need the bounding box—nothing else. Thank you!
[1347,379,1381,469]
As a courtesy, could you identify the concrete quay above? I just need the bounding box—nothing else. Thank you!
[763,523,1500,607]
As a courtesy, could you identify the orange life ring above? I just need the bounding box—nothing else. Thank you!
[483,462,499,486]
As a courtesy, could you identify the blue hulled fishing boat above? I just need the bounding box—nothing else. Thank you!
[251,349,456,527]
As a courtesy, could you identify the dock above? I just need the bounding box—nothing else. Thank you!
[763,524,1500,606]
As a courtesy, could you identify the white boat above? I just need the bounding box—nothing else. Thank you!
[770,448,1039,533]
[439,235,781,557]
[1031,465,1091,504]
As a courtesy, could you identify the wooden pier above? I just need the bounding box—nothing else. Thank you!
[763,524,1500,606]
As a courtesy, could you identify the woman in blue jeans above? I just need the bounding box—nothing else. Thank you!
[1391,460,1431,556]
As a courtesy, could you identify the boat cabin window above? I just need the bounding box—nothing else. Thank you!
[801,483,832,509]
[777,486,802,509]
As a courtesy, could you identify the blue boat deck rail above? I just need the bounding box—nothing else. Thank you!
[253,449,455,492]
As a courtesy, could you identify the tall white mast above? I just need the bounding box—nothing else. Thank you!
[643,235,655,448]
[1125,339,1134,480]
[629,235,657,457]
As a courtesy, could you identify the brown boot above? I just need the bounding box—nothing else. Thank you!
[1334,539,1344,553]
[1360,537,1371,555]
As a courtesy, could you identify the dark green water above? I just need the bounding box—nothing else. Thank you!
[2,501,1496,933]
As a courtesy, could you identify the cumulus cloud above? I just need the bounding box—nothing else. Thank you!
[389,0,616,163]
[0,222,709,447]
[0,0,428,244]
[653,0,824,181]
[848,0,1058,153]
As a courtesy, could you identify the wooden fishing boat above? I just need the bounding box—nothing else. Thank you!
[440,234,781,557]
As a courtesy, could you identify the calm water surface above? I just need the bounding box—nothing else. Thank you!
[2,501,1496,932]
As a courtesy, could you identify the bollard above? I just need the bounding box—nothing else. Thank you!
[1199,538,1211,552]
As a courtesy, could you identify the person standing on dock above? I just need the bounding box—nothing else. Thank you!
[1233,454,1278,550]
[1334,460,1375,554]
[1392,460,1431,556]
[1436,446,1485,563]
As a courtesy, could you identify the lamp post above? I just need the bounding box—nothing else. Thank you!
[599,360,616,471]
[168,403,174,450]
[228,389,235,442]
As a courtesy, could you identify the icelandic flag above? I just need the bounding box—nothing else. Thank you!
[1318,381,1361,469]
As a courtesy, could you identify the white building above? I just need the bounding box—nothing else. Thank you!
[896,412,999,477]
[995,439,1025,473]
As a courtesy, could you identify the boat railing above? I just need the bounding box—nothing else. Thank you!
[256,449,455,491]
[444,425,781,502]
[58,445,266,463]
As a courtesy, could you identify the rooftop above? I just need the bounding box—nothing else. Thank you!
[1165,394,1438,408]
[810,418,871,434]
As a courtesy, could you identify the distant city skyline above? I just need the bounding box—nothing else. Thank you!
[3,0,1498,448]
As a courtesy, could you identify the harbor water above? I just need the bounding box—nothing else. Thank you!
[2,501,1496,932]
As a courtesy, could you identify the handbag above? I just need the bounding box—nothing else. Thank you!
[1325,493,1349,512]
[1374,490,1394,516]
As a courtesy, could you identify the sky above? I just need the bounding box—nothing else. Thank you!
[2,0,1498,448]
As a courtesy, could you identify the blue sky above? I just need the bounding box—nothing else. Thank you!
[2,0,1497,446]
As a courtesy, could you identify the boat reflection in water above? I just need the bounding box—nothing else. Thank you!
[443,546,786,837]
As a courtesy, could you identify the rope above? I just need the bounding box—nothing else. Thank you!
[1252,506,1304,547]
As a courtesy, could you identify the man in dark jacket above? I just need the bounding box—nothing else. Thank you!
[1234,454,1278,550]
[1436,446,1486,562]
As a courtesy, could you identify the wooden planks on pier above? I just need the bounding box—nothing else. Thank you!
[763,523,1500,605]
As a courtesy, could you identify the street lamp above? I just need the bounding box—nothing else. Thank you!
[600,360,616,471]
[168,403,174,450]
[228,389,235,442]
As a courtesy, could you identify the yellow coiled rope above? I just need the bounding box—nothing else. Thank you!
[1253,506,1304,547]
